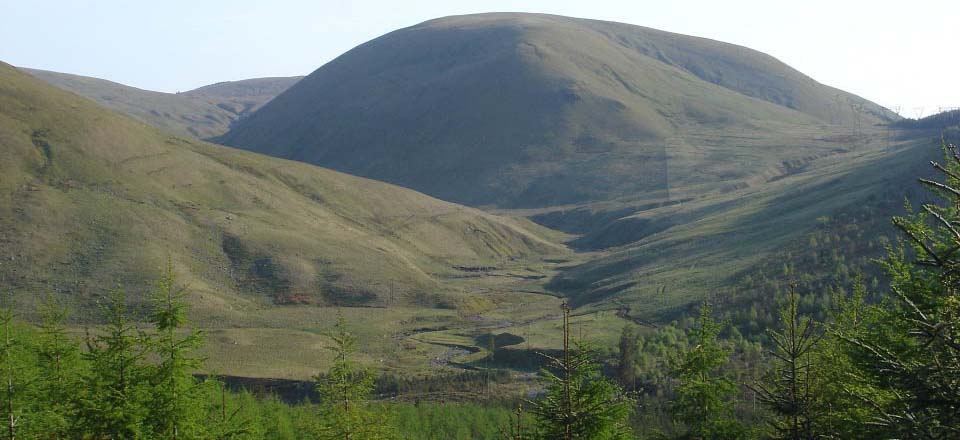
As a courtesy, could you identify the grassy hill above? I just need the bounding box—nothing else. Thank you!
[1,13,943,381]
[0,61,584,377]
[21,68,301,138]
[541,128,940,315]
[219,12,896,208]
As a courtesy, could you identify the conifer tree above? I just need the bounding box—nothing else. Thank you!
[75,287,151,438]
[203,376,260,439]
[752,285,824,439]
[0,300,37,440]
[146,263,206,439]
[313,311,392,440]
[35,294,81,439]
[818,276,889,439]
[531,302,634,440]
[834,142,960,438]
[668,304,746,440]
[617,325,639,391]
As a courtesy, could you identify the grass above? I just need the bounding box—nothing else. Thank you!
[540,126,941,319]
[0,61,583,379]
[22,68,301,139]
[0,13,945,386]
[219,12,895,208]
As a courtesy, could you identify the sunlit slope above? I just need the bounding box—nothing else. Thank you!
[221,13,894,208]
[21,67,301,138]
[0,62,565,313]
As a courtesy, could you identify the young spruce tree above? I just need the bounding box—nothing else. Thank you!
[75,287,151,438]
[835,142,960,438]
[752,284,824,440]
[0,298,38,440]
[313,311,392,440]
[668,303,746,440]
[35,294,81,439]
[147,263,206,439]
[531,302,634,440]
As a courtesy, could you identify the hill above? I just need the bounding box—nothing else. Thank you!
[893,108,960,130]
[219,12,896,208]
[21,67,301,138]
[0,61,568,308]
[542,127,940,315]
[0,60,582,376]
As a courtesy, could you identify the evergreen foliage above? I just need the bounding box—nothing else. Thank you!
[0,299,39,439]
[531,303,634,440]
[35,294,81,439]
[312,311,393,439]
[667,304,747,440]
[833,142,960,438]
[75,287,152,438]
[146,264,206,438]
[752,285,824,439]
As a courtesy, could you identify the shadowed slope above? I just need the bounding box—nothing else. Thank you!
[221,13,895,208]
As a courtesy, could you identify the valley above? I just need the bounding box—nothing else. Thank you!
[2,12,956,436]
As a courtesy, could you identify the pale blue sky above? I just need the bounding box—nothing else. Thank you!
[2,0,957,117]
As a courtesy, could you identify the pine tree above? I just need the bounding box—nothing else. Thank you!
[752,284,824,439]
[617,325,638,391]
[669,303,746,440]
[35,294,81,439]
[313,311,392,440]
[531,302,634,440]
[146,263,206,439]
[834,142,960,438]
[0,300,37,440]
[203,376,260,439]
[74,287,151,438]
[818,276,889,439]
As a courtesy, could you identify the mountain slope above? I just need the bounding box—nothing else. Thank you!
[544,127,939,314]
[0,61,565,314]
[220,13,896,208]
[21,68,301,138]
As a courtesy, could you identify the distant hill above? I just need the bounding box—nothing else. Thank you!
[893,109,960,130]
[21,68,301,138]
[220,13,897,208]
[0,61,564,314]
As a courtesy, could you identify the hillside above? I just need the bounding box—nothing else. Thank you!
[0,60,573,313]
[220,12,896,208]
[21,67,301,138]
[543,128,939,315]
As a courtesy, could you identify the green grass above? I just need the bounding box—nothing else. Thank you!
[0,61,582,379]
[0,13,943,386]
[219,12,895,208]
[22,68,301,139]
[540,127,941,319]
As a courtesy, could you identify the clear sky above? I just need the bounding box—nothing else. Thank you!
[2,0,957,117]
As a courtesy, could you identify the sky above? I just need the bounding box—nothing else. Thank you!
[2,0,957,118]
